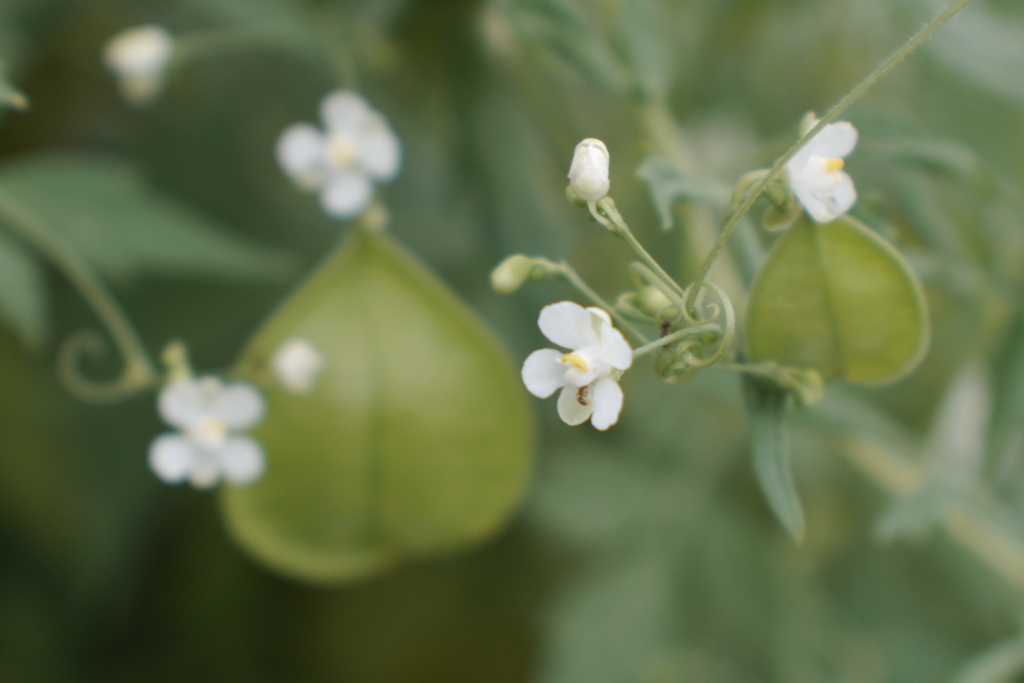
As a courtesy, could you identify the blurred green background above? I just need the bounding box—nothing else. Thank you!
[2,0,1024,680]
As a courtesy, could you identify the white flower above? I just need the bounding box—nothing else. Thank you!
[276,90,401,219]
[271,337,325,394]
[149,377,267,489]
[785,116,858,223]
[522,301,632,431]
[568,138,610,201]
[102,25,174,107]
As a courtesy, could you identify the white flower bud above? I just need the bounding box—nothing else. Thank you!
[568,138,610,201]
[103,25,174,107]
[272,338,325,394]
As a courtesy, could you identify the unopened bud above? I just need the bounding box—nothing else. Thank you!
[636,286,674,317]
[491,255,535,294]
[568,138,610,201]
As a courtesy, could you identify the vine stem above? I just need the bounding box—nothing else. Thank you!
[594,199,686,301]
[557,261,649,346]
[0,190,158,401]
[685,0,976,311]
[632,324,719,359]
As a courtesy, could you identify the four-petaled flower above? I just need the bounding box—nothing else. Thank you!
[785,117,858,223]
[276,90,401,219]
[103,25,175,107]
[149,377,267,489]
[522,301,632,430]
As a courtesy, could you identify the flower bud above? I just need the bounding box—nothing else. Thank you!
[491,255,535,294]
[103,25,175,107]
[568,138,610,201]
[272,338,325,394]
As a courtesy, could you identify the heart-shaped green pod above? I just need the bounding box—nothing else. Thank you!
[746,215,929,384]
[222,230,534,583]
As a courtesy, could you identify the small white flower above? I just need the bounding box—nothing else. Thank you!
[271,337,325,394]
[785,116,858,223]
[276,90,401,219]
[102,25,174,107]
[568,138,610,201]
[522,301,632,431]
[149,377,267,489]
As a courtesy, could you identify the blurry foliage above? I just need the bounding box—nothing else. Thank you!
[0,0,1022,681]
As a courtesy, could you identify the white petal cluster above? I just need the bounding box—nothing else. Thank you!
[149,377,267,489]
[785,117,858,223]
[102,25,174,107]
[568,138,610,201]
[271,337,325,394]
[277,91,401,219]
[522,301,632,431]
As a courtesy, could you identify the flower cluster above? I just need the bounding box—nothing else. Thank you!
[149,377,266,489]
[277,91,401,219]
[522,302,632,431]
[103,25,174,107]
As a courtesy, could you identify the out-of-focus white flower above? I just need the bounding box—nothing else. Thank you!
[149,377,266,489]
[568,138,610,201]
[272,337,325,394]
[276,90,401,219]
[785,116,858,223]
[102,25,174,107]
[522,301,632,430]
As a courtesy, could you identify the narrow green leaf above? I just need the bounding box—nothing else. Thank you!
[634,155,729,231]
[0,230,46,349]
[223,230,534,583]
[0,152,293,283]
[745,215,929,384]
[743,375,805,542]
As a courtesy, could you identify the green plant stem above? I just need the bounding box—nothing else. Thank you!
[685,0,976,311]
[632,324,719,359]
[596,200,686,301]
[0,190,158,401]
[557,261,649,346]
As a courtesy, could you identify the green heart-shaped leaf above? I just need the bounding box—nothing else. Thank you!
[745,215,929,384]
[222,230,534,583]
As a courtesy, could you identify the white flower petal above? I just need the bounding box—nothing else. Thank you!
[188,455,221,489]
[319,170,373,218]
[320,90,371,132]
[823,171,856,219]
[148,434,194,484]
[103,25,174,78]
[786,143,815,177]
[219,437,266,485]
[791,179,835,223]
[812,122,858,159]
[158,379,207,429]
[522,348,567,398]
[357,116,402,181]
[276,124,327,190]
[538,301,599,350]
[213,383,265,430]
[590,378,623,431]
[272,338,325,394]
[557,384,594,426]
[598,322,633,370]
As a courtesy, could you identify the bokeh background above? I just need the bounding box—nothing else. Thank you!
[2,0,1024,680]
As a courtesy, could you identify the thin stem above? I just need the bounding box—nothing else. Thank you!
[685,0,976,311]
[557,262,649,346]
[0,190,158,401]
[632,324,719,359]
[596,200,686,300]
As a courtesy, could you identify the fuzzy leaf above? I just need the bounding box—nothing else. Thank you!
[223,230,534,583]
[745,215,929,384]
[0,231,45,349]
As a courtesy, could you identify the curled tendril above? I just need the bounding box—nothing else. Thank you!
[653,281,736,380]
[57,330,159,403]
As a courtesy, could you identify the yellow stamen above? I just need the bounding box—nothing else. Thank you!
[824,157,845,172]
[561,353,588,372]
[327,138,356,166]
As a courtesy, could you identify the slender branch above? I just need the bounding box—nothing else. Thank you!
[632,324,719,358]
[557,261,649,346]
[685,0,976,310]
[596,199,686,300]
[0,190,158,401]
